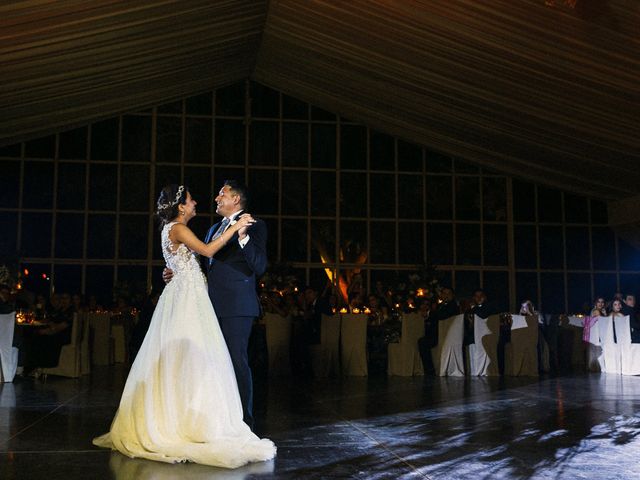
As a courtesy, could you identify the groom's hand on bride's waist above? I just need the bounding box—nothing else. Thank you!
[163,268,174,284]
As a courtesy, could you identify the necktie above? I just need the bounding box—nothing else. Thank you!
[211,217,230,241]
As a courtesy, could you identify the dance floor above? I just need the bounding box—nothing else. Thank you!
[1,368,639,479]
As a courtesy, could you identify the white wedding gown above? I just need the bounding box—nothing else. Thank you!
[93,222,276,468]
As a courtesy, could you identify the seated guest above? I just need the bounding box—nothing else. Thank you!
[611,299,624,317]
[519,299,537,316]
[303,286,332,345]
[621,294,635,316]
[465,289,498,345]
[367,294,388,325]
[72,293,86,313]
[590,297,607,317]
[417,298,435,375]
[261,291,287,316]
[23,292,74,375]
[418,287,459,373]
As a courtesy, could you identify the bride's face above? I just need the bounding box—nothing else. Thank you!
[180,192,197,221]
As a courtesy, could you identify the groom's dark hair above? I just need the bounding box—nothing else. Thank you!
[224,179,249,209]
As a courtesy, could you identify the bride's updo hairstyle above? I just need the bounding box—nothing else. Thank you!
[156,184,190,226]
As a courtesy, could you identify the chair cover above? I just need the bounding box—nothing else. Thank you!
[505,314,538,376]
[466,314,500,376]
[0,312,18,383]
[310,314,341,377]
[598,316,621,374]
[388,313,425,376]
[340,314,368,376]
[584,316,604,372]
[43,313,86,378]
[88,312,111,365]
[264,313,292,376]
[430,314,465,377]
[613,316,640,376]
[112,324,127,363]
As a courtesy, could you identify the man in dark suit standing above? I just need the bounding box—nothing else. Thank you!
[164,180,267,430]
[418,287,459,374]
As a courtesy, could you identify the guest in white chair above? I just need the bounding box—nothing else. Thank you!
[590,297,607,318]
[417,287,459,375]
[465,289,497,345]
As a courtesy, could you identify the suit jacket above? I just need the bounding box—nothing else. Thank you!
[469,303,496,320]
[204,215,267,318]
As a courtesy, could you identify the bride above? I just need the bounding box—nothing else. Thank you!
[93,184,276,468]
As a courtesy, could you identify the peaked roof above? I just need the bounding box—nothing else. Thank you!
[2,0,639,198]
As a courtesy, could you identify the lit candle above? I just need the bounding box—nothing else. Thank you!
[339,307,348,314]
[364,307,372,315]
[353,308,361,314]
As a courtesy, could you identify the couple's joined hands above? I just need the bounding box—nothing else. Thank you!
[163,213,255,283]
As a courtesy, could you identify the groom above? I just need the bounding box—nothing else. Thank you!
[165,180,267,429]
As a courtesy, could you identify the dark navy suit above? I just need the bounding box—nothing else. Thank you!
[204,212,267,429]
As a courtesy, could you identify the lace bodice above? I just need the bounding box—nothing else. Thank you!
[161,222,206,283]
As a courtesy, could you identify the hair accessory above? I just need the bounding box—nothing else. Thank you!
[157,185,184,211]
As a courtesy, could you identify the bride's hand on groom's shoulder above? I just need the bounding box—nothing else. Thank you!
[162,267,174,284]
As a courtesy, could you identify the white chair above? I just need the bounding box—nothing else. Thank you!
[564,316,585,372]
[310,314,341,377]
[88,312,111,365]
[264,313,292,376]
[505,314,538,376]
[598,316,621,374]
[613,316,640,375]
[388,313,424,376]
[0,312,19,383]
[466,314,500,376]
[112,324,127,363]
[43,313,86,378]
[584,316,604,372]
[340,314,368,376]
[431,314,465,377]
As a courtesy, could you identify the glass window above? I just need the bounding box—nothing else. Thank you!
[540,272,565,313]
[215,120,245,165]
[55,214,84,258]
[594,273,617,299]
[397,141,422,172]
[25,135,55,159]
[282,123,308,167]
[154,165,180,199]
[91,118,119,161]
[565,227,590,270]
[620,274,640,298]
[591,227,616,270]
[0,143,21,157]
[340,220,367,260]
[426,176,452,220]
[590,199,608,224]
[455,177,480,220]
[564,193,589,224]
[248,169,278,215]
[455,270,480,299]
[57,163,86,210]
[282,94,307,119]
[483,271,509,312]
[186,92,212,116]
[310,171,336,216]
[425,150,452,173]
[399,222,423,264]
[310,220,335,263]
[567,273,591,313]
[282,219,307,261]
[184,167,212,213]
[455,158,479,174]
[87,214,115,258]
[216,82,245,116]
[370,221,395,264]
[21,213,52,257]
[0,212,18,253]
[185,118,212,164]
[537,186,562,223]
[311,106,334,121]
[53,264,82,294]
[456,224,481,265]
[516,272,538,307]
[512,180,535,222]
[262,217,278,261]
[214,167,245,188]
[118,214,149,259]
[23,161,54,209]
[369,131,394,171]
[539,226,563,269]
[249,121,278,166]
[311,124,336,168]
[398,175,423,219]
[340,125,366,170]
[618,237,640,271]
[340,172,366,218]
[281,170,308,215]
[0,160,20,208]
[117,266,147,295]
[59,127,87,160]
[369,173,395,219]
[484,224,508,266]
[120,165,149,212]
[427,223,453,265]
[121,115,151,162]
[157,99,182,115]
[251,82,279,118]
[156,117,182,163]
[21,263,51,295]
[85,266,114,304]
[482,177,507,221]
[514,225,537,269]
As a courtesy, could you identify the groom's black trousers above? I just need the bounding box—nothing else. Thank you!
[218,315,255,430]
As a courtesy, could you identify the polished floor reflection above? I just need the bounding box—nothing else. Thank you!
[1,368,640,479]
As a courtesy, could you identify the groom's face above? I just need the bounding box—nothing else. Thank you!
[214,185,240,217]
